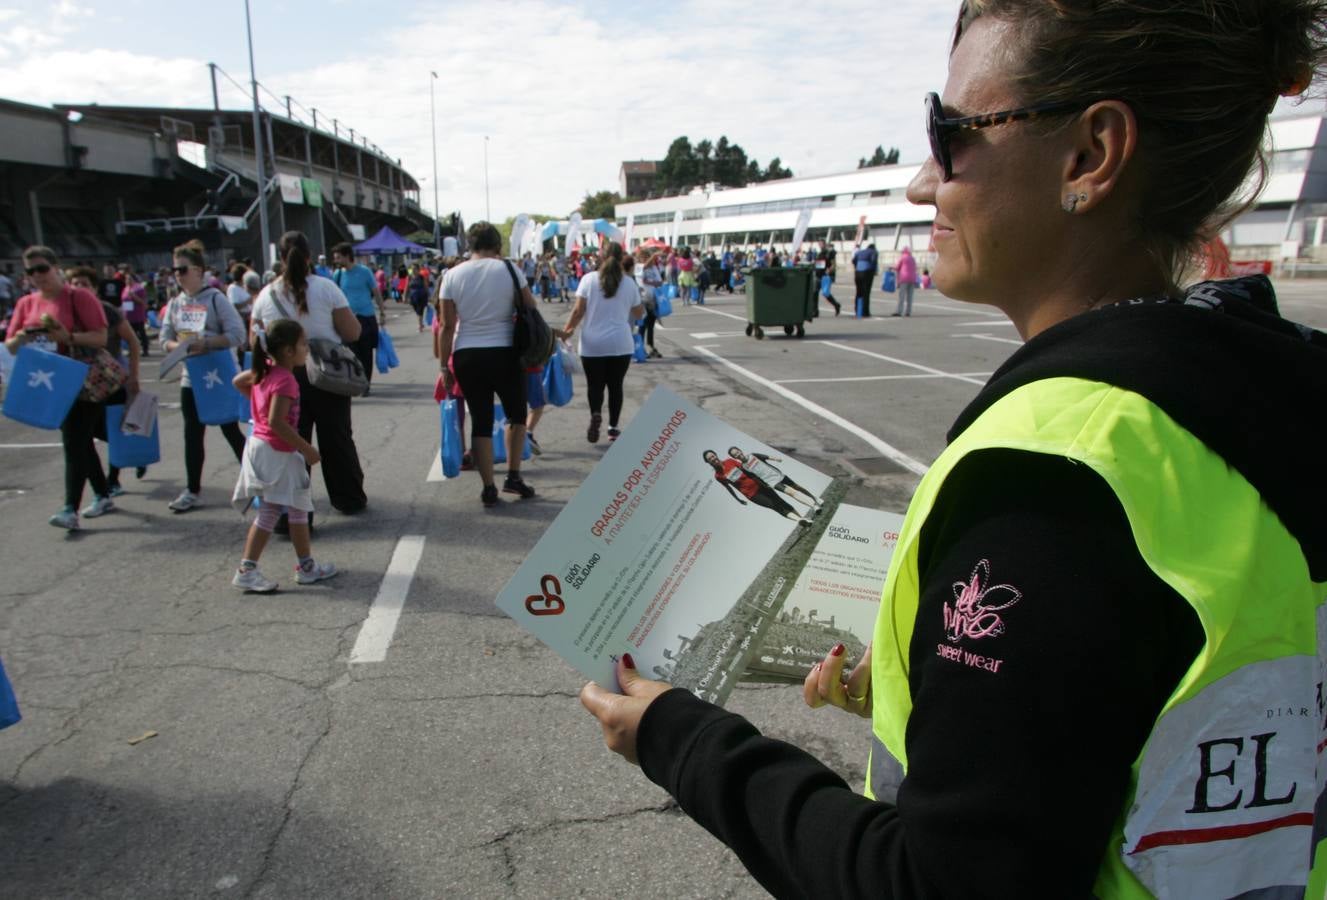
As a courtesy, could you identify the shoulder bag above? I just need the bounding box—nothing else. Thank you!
[68,292,128,403]
[503,260,555,369]
[269,290,368,398]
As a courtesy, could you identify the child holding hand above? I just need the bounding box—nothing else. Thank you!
[230,319,337,593]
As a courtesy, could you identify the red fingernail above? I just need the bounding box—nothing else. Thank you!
[622,652,636,670]
[831,643,845,657]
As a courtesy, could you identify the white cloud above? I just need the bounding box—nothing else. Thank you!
[0,0,959,223]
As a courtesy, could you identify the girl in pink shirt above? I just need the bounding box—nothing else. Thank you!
[230,319,337,593]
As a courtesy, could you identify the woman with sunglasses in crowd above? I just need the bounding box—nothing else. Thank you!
[3,246,109,530]
[159,239,247,513]
[581,2,1327,897]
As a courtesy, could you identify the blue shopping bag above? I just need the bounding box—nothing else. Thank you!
[543,348,573,407]
[147,309,160,330]
[378,330,400,369]
[184,349,242,425]
[105,403,161,469]
[375,341,391,374]
[883,270,897,293]
[237,352,253,424]
[491,402,531,463]
[820,275,833,298]
[633,333,648,363]
[690,286,702,304]
[0,656,19,730]
[2,346,87,430]
[440,399,462,478]
[856,297,865,318]
[656,292,673,318]
[664,283,678,300]
[424,305,435,327]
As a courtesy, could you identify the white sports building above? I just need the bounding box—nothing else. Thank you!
[615,114,1327,267]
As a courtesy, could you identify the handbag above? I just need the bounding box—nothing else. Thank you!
[69,299,128,403]
[270,293,368,398]
[440,399,462,478]
[502,260,555,369]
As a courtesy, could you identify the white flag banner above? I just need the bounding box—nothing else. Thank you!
[670,210,684,248]
[790,208,813,258]
[524,220,541,259]
[510,213,531,259]
[625,213,635,249]
[565,212,584,254]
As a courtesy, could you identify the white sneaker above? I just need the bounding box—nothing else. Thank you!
[169,491,200,513]
[48,507,79,531]
[295,560,338,585]
[232,567,278,593]
[81,496,115,518]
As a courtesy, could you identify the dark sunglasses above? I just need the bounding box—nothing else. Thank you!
[25,263,52,276]
[926,91,1086,182]
[173,265,193,275]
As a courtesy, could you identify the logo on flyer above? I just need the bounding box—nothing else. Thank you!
[526,574,565,617]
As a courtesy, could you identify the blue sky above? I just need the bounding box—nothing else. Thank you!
[3,1,1317,223]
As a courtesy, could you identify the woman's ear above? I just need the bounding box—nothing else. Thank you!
[1062,100,1139,214]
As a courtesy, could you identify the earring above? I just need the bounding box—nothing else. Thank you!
[1063,194,1079,213]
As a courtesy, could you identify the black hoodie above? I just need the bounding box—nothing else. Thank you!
[635,277,1327,899]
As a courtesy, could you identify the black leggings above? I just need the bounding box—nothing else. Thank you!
[640,312,657,349]
[452,347,527,439]
[747,486,796,517]
[581,355,631,426]
[62,400,107,509]
[181,386,246,494]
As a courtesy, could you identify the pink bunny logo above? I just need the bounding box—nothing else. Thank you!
[944,560,1021,642]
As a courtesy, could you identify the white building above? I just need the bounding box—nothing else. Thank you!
[616,114,1327,261]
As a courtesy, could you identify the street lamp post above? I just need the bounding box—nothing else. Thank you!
[483,135,491,222]
[430,71,441,251]
[243,0,271,268]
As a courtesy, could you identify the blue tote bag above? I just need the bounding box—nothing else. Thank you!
[105,403,161,469]
[633,333,648,363]
[655,292,673,318]
[491,402,531,464]
[375,341,391,374]
[378,330,400,370]
[2,346,88,430]
[440,399,462,478]
[237,352,253,424]
[543,348,573,407]
[423,305,436,327]
[0,656,19,730]
[820,275,834,297]
[883,270,897,293]
[183,349,242,425]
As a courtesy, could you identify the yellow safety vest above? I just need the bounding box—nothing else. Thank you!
[867,377,1327,899]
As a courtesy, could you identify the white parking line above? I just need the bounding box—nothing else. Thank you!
[959,333,1024,346]
[349,535,427,664]
[816,341,988,386]
[689,331,748,339]
[0,443,63,449]
[776,373,992,385]
[955,320,1016,327]
[692,346,929,476]
[691,306,749,323]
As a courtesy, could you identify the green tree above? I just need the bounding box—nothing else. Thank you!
[762,157,793,181]
[858,145,901,168]
[579,190,622,219]
[655,136,699,193]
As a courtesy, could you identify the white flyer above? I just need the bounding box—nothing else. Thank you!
[496,386,851,705]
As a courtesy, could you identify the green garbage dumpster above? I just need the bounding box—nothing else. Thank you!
[744,266,817,339]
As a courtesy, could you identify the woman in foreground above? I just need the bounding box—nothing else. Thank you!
[581,2,1327,896]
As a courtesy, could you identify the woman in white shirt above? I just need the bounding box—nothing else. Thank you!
[251,230,367,515]
[563,242,644,444]
[437,222,540,507]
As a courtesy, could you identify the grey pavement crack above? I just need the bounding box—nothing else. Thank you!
[477,800,681,891]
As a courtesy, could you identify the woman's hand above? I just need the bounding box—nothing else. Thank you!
[301,444,321,467]
[579,654,673,765]
[186,340,209,356]
[125,376,140,399]
[803,642,872,718]
[46,324,72,345]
